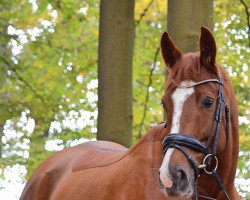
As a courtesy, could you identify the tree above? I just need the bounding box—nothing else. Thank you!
[167,0,213,52]
[97,0,135,147]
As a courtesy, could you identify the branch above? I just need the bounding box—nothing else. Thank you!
[0,56,45,102]
[135,0,154,27]
[239,0,250,47]
[15,70,45,102]
[138,47,160,138]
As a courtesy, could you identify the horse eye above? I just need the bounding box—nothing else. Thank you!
[161,100,167,110]
[202,98,214,108]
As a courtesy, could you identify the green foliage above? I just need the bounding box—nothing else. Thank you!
[133,0,166,137]
[0,0,249,197]
[0,0,99,177]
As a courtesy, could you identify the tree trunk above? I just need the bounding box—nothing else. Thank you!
[167,0,213,52]
[97,0,135,147]
[0,124,3,158]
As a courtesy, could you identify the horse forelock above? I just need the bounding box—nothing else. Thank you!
[166,52,220,88]
[162,52,220,116]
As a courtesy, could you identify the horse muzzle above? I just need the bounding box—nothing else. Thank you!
[159,164,194,197]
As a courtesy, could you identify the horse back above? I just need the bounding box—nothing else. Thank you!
[20,141,127,200]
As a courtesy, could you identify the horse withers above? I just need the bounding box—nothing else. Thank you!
[20,27,240,200]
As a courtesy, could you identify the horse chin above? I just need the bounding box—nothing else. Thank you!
[159,176,194,199]
[163,187,193,199]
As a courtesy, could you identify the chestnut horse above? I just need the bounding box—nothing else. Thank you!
[20,27,240,200]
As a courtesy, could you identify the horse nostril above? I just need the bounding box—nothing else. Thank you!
[176,169,188,190]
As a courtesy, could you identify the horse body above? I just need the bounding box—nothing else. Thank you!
[21,27,241,200]
[20,124,168,200]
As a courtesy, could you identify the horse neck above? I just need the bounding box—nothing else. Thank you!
[119,124,166,196]
[129,123,166,151]
[126,123,166,164]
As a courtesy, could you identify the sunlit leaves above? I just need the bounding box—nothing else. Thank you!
[133,0,166,136]
[0,0,100,178]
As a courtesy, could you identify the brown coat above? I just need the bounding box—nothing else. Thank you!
[20,124,169,200]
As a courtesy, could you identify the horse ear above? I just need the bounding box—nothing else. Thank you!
[161,31,182,69]
[200,27,217,72]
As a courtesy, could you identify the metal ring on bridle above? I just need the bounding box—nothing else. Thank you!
[203,154,218,174]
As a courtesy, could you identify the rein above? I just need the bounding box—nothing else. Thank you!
[162,77,230,200]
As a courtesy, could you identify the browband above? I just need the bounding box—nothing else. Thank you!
[172,79,223,89]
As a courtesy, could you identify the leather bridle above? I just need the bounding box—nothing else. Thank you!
[162,77,230,200]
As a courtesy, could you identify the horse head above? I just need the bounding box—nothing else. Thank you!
[159,27,239,199]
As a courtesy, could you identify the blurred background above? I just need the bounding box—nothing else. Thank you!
[0,0,249,199]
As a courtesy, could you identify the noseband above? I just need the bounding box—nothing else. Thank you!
[162,77,230,200]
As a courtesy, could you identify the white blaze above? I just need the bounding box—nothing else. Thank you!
[159,81,195,187]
